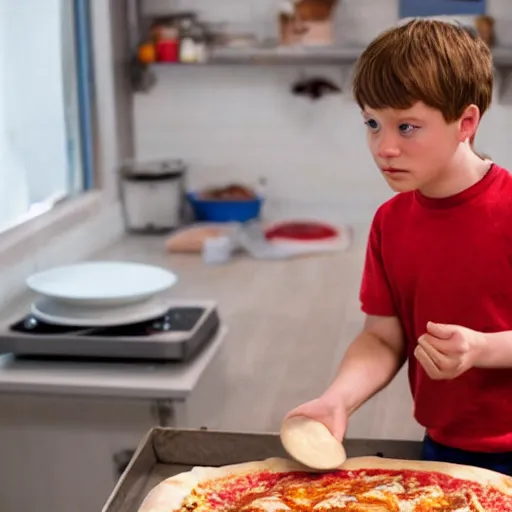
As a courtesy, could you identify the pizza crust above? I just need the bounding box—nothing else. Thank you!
[136,469,199,512]
[137,455,512,512]
[189,457,306,483]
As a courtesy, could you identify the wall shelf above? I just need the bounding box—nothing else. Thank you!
[132,44,512,99]
[145,44,512,68]
[193,45,364,66]
[131,45,365,93]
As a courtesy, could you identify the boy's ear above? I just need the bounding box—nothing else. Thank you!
[458,104,480,143]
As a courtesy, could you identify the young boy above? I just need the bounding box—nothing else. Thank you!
[284,18,512,475]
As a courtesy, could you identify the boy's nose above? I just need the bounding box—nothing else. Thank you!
[376,136,401,159]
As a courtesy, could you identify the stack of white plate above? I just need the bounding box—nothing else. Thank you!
[26,261,178,327]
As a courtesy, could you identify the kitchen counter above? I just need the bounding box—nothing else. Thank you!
[0,225,424,434]
[0,227,423,443]
[0,328,226,400]
[0,226,423,445]
[0,228,366,402]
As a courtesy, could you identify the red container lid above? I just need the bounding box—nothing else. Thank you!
[265,221,339,242]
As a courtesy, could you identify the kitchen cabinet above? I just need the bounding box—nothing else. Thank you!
[0,328,226,512]
[0,395,156,512]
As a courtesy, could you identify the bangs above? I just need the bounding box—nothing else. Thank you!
[352,42,447,116]
[353,54,423,113]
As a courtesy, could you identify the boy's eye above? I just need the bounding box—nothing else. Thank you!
[399,123,418,135]
[365,119,380,132]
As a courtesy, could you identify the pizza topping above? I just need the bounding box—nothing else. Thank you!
[312,492,357,509]
[373,481,406,494]
[406,485,443,499]
[391,485,442,512]
[240,496,291,511]
[398,502,418,512]
[184,467,512,512]
[466,490,485,512]
[344,506,389,511]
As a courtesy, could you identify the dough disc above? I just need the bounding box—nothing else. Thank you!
[280,416,347,470]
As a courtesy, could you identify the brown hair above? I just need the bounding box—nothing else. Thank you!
[352,19,494,123]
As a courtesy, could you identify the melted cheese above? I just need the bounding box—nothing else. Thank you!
[397,485,445,512]
[398,501,417,512]
[373,481,406,494]
[241,496,291,512]
[360,488,400,504]
[312,492,357,509]
[359,479,406,507]
[348,505,390,511]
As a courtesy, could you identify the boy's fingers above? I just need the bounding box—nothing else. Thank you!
[418,336,452,368]
[414,345,442,380]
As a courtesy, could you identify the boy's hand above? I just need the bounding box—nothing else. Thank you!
[283,394,348,443]
[414,321,486,380]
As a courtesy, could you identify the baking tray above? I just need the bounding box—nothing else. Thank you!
[102,427,423,512]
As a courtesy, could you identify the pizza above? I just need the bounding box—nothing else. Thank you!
[137,456,512,511]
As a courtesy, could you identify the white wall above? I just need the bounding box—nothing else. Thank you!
[0,0,69,211]
[134,0,512,224]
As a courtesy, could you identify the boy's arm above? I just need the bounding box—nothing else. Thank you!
[416,322,512,380]
[321,205,403,410]
[478,330,512,368]
[322,314,406,414]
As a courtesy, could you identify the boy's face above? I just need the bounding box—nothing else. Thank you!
[362,102,472,195]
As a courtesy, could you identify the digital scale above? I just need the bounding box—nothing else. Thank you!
[0,299,220,362]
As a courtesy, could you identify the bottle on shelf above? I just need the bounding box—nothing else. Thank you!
[192,23,208,63]
[150,19,180,63]
[179,17,198,63]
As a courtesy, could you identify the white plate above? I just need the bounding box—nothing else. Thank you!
[26,261,178,307]
[31,296,171,327]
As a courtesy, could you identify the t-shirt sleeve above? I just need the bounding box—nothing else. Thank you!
[359,208,397,317]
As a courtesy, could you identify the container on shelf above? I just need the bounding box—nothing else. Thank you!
[279,0,339,46]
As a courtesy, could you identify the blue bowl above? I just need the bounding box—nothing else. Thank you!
[186,192,264,223]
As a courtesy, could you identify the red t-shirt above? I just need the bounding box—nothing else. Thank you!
[360,163,512,452]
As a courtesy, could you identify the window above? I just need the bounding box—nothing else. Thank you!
[0,0,94,233]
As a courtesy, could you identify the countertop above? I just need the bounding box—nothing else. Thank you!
[0,328,226,400]
[0,228,366,402]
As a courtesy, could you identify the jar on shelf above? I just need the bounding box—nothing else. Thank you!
[279,0,339,46]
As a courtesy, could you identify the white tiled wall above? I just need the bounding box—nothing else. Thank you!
[135,0,512,223]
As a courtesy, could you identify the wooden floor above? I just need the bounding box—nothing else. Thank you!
[101,226,426,442]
